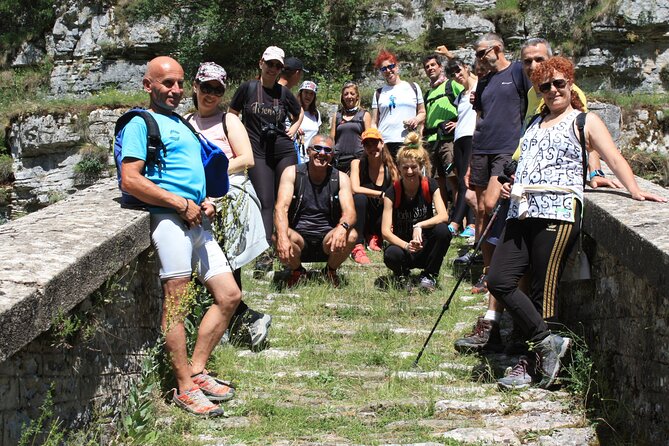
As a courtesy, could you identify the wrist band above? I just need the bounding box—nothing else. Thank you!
[181,199,189,214]
[589,169,605,181]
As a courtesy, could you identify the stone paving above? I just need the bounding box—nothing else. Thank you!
[178,254,598,446]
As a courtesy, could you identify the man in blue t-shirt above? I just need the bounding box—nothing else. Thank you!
[120,56,239,417]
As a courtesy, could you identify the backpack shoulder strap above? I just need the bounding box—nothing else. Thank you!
[510,62,529,121]
[445,79,456,105]
[576,112,588,185]
[393,180,402,209]
[288,163,308,225]
[410,82,418,101]
[421,177,432,204]
[329,167,341,222]
[375,87,382,107]
[115,109,164,167]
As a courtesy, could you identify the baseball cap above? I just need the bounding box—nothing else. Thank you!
[361,128,383,142]
[284,57,309,73]
[299,80,318,93]
[195,62,227,87]
[262,46,285,64]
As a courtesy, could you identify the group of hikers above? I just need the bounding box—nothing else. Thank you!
[118,33,666,416]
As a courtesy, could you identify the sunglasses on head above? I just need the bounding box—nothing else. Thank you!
[475,46,494,59]
[198,83,225,96]
[538,78,568,93]
[447,66,462,77]
[265,60,283,70]
[310,145,334,154]
[380,63,397,73]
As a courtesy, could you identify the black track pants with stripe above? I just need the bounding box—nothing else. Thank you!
[487,213,580,342]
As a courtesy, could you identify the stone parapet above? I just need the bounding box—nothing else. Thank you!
[0,178,151,362]
[560,168,669,444]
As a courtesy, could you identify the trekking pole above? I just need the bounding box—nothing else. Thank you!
[412,185,509,368]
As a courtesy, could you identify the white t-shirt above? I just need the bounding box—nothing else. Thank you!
[372,80,423,143]
[297,110,321,163]
[454,81,477,141]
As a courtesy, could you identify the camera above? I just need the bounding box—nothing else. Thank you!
[503,159,518,178]
[261,123,278,142]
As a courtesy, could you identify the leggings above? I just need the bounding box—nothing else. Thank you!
[384,223,452,277]
[451,136,473,227]
[248,154,297,245]
[487,213,580,342]
[353,194,384,244]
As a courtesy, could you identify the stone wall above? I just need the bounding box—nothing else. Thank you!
[559,171,669,444]
[0,180,162,445]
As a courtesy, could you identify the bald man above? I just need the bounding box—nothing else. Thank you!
[120,56,239,417]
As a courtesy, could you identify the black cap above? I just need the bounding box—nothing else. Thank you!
[284,57,309,73]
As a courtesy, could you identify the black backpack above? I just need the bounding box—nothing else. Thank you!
[288,163,341,226]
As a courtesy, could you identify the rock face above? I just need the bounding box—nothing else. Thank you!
[48,0,179,96]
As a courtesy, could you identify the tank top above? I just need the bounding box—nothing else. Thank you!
[186,111,234,159]
[359,157,391,192]
[508,109,584,222]
[293,169,337,235]
[334,109,366,160]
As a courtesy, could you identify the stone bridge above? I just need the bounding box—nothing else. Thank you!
[0,174,667,444]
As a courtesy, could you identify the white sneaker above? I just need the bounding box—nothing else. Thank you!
[248,313,272,347]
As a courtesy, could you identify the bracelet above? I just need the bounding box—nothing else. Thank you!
[413,224,421,229]
[181,199,189,214]
[379,191,385,199]
[405,242,410,250]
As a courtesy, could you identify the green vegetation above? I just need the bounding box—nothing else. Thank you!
[0,0,55,64]
[18,384,65,446]
[0,153,12,183]
[74,145,109,177]
[587,91,669,109]
[622,148,669,187]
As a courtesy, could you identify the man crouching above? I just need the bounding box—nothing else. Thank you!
[274,135,357,287]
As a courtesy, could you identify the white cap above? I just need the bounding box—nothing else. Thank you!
[262,46,285,64]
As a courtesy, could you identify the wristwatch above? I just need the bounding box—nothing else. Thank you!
[340,222,350,230]
[589,169,605,181]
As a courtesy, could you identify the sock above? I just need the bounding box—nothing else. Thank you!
[484,310,502,322]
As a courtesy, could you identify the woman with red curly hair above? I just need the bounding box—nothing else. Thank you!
[371,49,426,158]
[487,56,666,391]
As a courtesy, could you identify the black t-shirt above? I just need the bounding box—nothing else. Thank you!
[230,80,302,159]
[384,177,438,241]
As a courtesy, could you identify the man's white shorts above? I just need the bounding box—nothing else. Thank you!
[150,213,231,282]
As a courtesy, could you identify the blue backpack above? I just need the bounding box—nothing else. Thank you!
[113,108,229,208]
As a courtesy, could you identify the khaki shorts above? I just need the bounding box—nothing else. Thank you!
[429,140,455,179]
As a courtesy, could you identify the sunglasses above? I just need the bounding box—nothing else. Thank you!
[198,83,225,96]
[447,66,462,77]
[310,145,334,154]
[538,78,568,93]
[380,63,397,73]
[265,60,284,70]
[475,46,494,59]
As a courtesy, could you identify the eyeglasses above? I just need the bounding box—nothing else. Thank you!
[447,66,462,77]
[475,46,494,59]
[538,78,568,93]
[380,63,397,73]
[310,145,334,154]
[265,60,283,70]
[198,83,225,96]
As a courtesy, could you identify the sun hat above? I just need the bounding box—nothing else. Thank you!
[299,80,318,93]
[361,128,383,142]
[195,62,227,87]
[262,46,285,64]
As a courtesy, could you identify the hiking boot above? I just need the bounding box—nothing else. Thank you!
[253,250,274,278]
[471,273,488,294]
[534,333,571,389]
[172,386,225,417]
[191,373,235,402]
[286,266,307,288]
[453,316,503,353]
[351,243,371,264]
[229,307,272,349]
[367,234,382,252]
[418,274,437,292]
[454,251,483,265]
[322,266,341,288]
[497,356,535,390]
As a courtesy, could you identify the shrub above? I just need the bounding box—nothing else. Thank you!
[0,153,12,183]
[74,145,109,177]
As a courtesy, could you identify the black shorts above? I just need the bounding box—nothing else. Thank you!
[299,232,329,262]
[470,153,512,188]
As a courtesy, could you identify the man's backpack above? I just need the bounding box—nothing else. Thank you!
[288,163,341,226]
[114,108,229,208]
[423,79,456,109]
[392,177,431,209]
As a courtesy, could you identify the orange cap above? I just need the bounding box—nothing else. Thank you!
[361,128,383,142]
